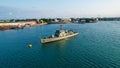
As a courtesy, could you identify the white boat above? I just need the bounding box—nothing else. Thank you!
[41,25,79,43]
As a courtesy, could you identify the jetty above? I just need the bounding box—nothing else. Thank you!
[0,19,47,30]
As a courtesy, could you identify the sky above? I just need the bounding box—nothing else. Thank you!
[0,0,120,19]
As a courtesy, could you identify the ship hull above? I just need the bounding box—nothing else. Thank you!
[41,33,79,44]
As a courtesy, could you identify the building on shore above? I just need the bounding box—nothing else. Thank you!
[63,18,71,23]
[0,20,5,23]
[49,18,72,24]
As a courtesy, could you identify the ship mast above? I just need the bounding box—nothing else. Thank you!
[60,25,62,30]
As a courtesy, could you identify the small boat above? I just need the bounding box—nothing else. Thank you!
[41,25,79,44]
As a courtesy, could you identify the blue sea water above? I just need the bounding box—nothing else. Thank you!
[0,21,120,68]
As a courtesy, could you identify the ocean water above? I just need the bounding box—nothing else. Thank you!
[0,21,120,68]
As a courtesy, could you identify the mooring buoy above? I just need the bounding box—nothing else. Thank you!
[28,44,32,48]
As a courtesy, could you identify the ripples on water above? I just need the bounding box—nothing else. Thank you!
[0,21,120,68]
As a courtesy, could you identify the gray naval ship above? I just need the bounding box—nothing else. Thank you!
[41,25,79,43]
